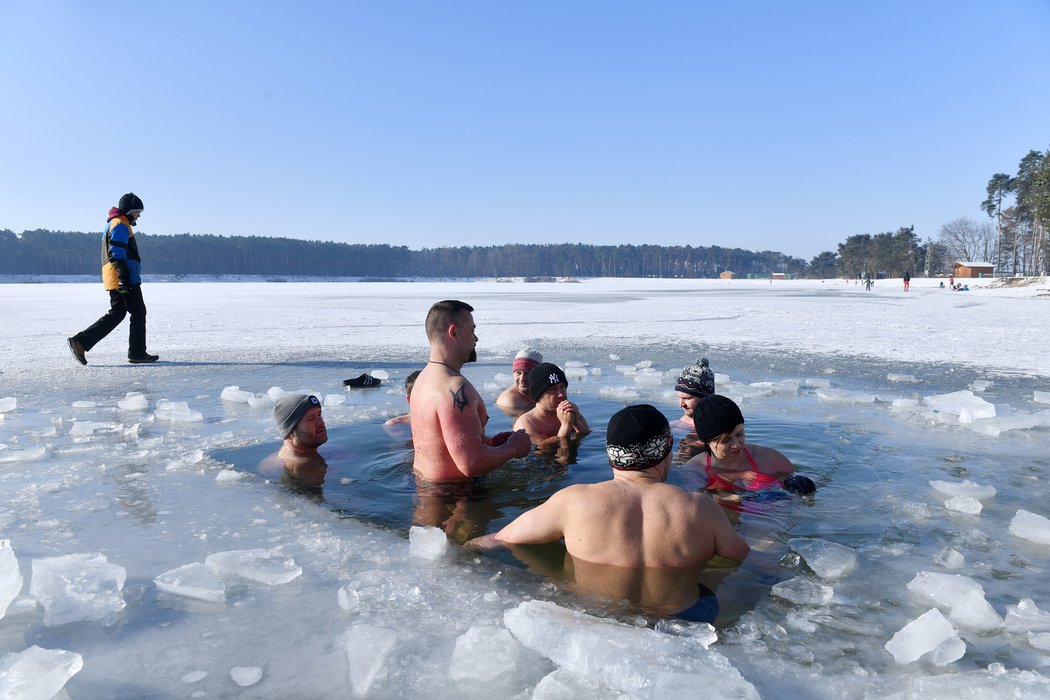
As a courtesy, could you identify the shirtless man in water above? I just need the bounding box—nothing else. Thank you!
[513,362,591,445]
[411,300,531,482]
[257,393,328,487]
[468,404,749,568]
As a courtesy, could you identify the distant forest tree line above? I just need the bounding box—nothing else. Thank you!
[0,230,811,279]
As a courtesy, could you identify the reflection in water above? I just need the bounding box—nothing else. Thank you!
[502,542,726,624]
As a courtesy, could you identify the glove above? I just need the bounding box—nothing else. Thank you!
[783,474,816,495]
[116,285,129,295]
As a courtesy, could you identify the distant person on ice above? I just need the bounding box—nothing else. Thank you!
[67,192,159,365]
[258,393,329,487]
[903,271,911,292]
[411,300,531,482]
[495,349,543,416]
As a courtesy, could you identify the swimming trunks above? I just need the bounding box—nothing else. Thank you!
[672,583,720,623]
[704,448,782,491]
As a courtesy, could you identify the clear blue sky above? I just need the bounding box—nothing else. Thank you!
[2,1,1048,260]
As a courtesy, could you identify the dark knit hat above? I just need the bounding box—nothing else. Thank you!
[118,192,144,213]
[606,404,673,471]
[273,393,320,438]
[527,362,567,402]
[694,394,745,443]
[675,356,715,398]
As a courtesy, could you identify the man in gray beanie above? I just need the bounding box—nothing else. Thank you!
[468,404,749,617]
[257,394,328,487]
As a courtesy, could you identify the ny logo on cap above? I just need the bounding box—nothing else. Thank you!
[549,373,560,384]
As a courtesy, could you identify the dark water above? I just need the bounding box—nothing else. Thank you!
[212,393,829,625]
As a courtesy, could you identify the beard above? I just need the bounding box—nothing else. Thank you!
[467,347,477,363]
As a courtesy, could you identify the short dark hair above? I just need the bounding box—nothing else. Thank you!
[405,369,422,397]
[425,300,474,341]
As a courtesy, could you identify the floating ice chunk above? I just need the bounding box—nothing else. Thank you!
[0,447,46,464]
[928,479,996,501]
[906,571,1003,631]
[630,372,663,388]
[590,367,602,376]
[337,585,361,612]
[533,668,628,700]
[266,387,290,402]
[154,562,226,603]
[804,378,831,388]
[247,395,273,409]
[634,360,652,369]
[0,540,22,619]
[1009,510,1050,545]
[653,619,718,649]
[1035,390,1050,405]
[564,367,589,381]
[770,577,834,605]
[608,354,620,361]
[787,539,858,580]
[230,666,262,687]
[944,496,982,515]
[598,386,640,402]
[504,600,759,699]
[1029,632,1050,650]
[371,370,390,381]
[449,626,520,682]
[923,390,995,420]
[215,469,244,483]
[935,547,965,570]
[204,549,302,585]
[885,608,958,664]
[969,380,993,392]
[181,670,207,683]
[72,400,97,409]
[900,502,931,520]
[493,372,512,386]
[154,400,203,423]
[0,645,83,699]
[324,393,346,407]
[1005,599,1050,633]
[967,412,1042,437]
[117,392,149,411]
[345,624,398,696]
[69,421,121,436]
[220,386,254,403]
[906,571,984,609]
[30,552,127,627]
[408,526,448,561]
[814,388,875,403]
[929,635,966,666]
[564,360,587,368]
[0,397,15,413]
[949,590,1004,631]
[887,373,918,383]
[891,398,920,410]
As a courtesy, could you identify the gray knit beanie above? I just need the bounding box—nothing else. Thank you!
[273,394,320,438]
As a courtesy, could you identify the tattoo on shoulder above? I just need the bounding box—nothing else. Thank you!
[450,385,469,412]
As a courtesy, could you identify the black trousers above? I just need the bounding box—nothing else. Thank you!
[73,285,147,357]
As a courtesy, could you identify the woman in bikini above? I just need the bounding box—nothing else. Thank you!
[689,395,813,504]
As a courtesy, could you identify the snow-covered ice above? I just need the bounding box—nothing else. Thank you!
[3,277,1050,696]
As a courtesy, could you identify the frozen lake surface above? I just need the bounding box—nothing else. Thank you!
[1,277,1050,698]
